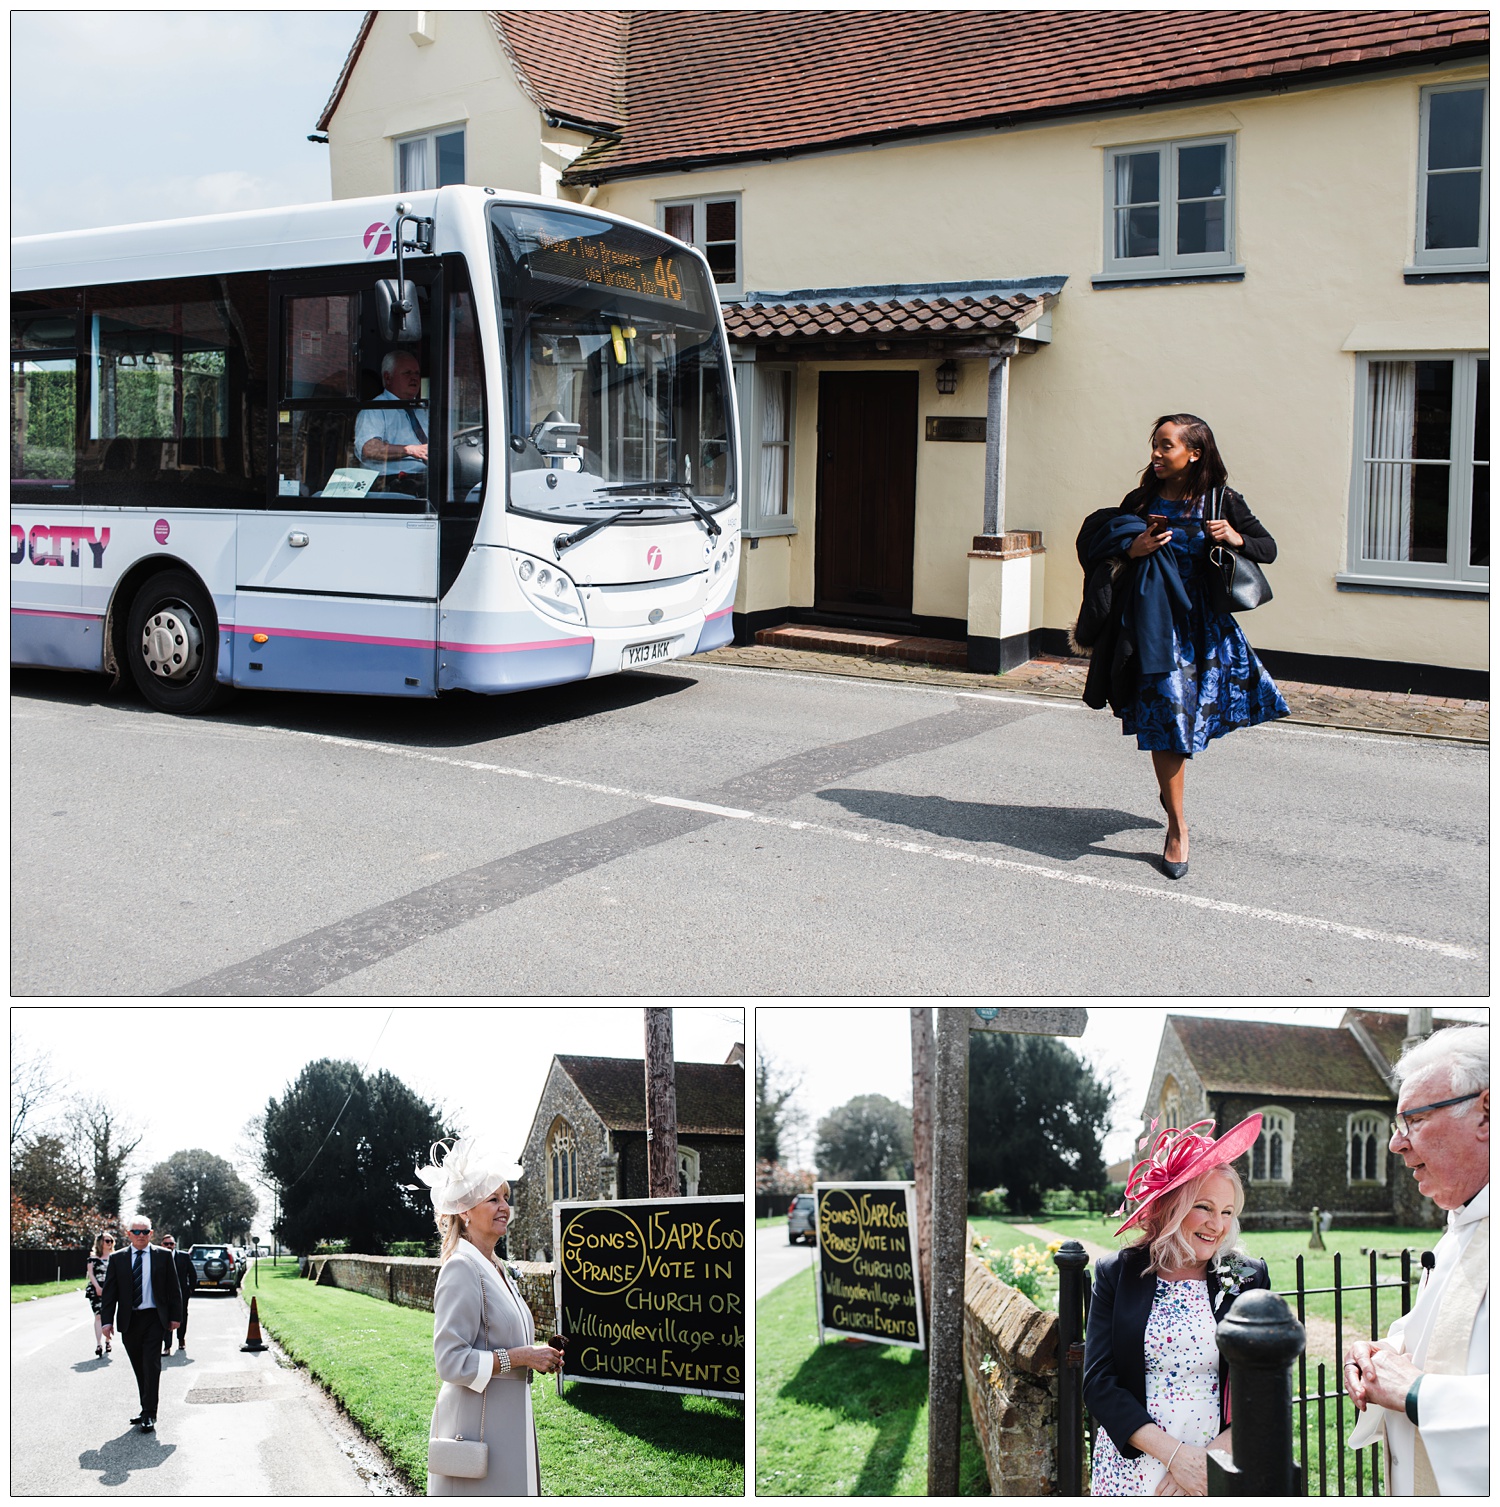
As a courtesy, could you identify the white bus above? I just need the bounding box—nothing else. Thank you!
[11,188,740,712]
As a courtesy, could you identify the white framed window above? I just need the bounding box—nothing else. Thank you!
[395,126,465,193]
[1160,1075,1181,1129]
[1412,83,1488,271]
[733,360,796,537]
[659,195,741,295]
[1101,135,1238,278]
[1345,352,1488,589]
[1348,1113,1386,1185]
[1248,1107,1293,1184]
[677,1147,700,1198]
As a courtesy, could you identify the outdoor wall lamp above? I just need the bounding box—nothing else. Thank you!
[935,360,959,395]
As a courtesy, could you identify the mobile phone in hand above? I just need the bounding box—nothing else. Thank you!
[1146,514,1169,535]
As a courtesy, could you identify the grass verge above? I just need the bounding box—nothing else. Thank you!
[12,1278,88,1303]
[757,1265,988,1495]
[249,1261,743,1494]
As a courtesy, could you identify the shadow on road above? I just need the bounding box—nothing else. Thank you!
[817,788,1161,863]
[11,666,697,751]
[79,1429,177,1487]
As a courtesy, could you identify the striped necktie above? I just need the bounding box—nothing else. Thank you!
[132,1249,144,1307]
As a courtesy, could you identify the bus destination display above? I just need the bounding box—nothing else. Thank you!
[553,1195,745,1398]
[525,227,699,310]
[814,1182,925,1350]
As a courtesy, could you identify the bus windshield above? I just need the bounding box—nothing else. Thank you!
[490,204,734,524]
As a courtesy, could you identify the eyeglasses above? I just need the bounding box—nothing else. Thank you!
[1391,1090,1483,1139]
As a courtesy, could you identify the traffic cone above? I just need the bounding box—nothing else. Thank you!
[240,1296,268,1352]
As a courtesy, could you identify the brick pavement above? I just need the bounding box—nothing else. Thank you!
[701,646,1488,743]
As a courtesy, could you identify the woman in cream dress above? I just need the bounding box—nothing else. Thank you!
[418,1141,562,1496]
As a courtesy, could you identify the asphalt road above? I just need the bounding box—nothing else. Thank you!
[10,1282,378,1495]
[756,1221,816,1300]
[12,661,1488,995]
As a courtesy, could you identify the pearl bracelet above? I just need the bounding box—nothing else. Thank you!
[494,1348,510,1375]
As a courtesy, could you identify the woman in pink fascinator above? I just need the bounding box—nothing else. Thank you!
[1082,1114,1268,1496]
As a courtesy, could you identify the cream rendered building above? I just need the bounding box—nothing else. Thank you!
[317,11,1489,693]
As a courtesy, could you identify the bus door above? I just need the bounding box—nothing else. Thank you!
[235,274,442,696]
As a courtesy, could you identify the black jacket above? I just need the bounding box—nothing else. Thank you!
[1080,487,1277,713]
[171,1249,197,1300]
[99,1244,183,1332]
[1081,1244,1271,1458]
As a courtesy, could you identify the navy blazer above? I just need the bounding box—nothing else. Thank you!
[1082,1243,1270,1458]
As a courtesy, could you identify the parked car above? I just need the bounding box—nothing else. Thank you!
[787,1193,816,1245]
[189,1244,241,1292]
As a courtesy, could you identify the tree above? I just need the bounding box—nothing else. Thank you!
[10,1040,62,1151]
[815,1094,913,1181]
[70,1095,142,1217]
[11,1132,90,1209]
[967,1032,1114,1216]
[259,1059,455,1255]
[139,1149,257,1244]
[755,1047,805,1163]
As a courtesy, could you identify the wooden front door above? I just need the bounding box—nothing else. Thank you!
[814,371,918,618]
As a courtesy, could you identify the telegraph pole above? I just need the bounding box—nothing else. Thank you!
[644,1008,679,1198]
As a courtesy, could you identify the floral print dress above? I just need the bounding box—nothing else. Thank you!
[1090,1276,1221,1496]
[1118,493,1288,755]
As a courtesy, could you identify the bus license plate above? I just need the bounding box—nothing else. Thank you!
[623,637,678,667]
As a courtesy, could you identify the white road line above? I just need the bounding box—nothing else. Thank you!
[250,724,1479,962]
[683,659,1085,710]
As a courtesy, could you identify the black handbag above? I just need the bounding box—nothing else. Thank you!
[1205,486,1272,613]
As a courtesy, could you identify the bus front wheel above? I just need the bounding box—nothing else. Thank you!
[125,570,235,714]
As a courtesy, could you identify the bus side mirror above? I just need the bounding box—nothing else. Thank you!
[375,279,422,344]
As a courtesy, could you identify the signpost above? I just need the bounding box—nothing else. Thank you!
[924,1007,1088,1496]
[813,1182,925,1350]
[552,1195,745,1399]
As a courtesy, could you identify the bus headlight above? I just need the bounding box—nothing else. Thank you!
[512,553,583,620]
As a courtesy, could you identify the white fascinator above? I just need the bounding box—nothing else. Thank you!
[415,1139,523,1216]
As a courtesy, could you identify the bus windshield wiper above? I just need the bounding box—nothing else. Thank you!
[598,480,722,538]
[554,506,646,556]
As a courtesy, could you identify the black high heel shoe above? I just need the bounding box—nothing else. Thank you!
[95,1344,103,1357]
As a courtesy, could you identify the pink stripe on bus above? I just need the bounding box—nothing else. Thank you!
[440,636,594,654]
[12,608,103,623]
[233,624,434,651]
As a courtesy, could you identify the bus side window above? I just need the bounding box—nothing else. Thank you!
[78,276,262,509]
[12,301,79,492]
[447,287,485,507]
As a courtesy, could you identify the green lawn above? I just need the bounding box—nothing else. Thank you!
[757,1265,988,1495]
[12,1278,90,1303]
[251,1261,743,1494]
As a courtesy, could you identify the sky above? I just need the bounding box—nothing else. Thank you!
[11,1005,745,1232]
[755,1004,1491,1170]
[11,12,365,237]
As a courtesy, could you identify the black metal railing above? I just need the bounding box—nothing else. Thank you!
[1054,1239,1434,1497]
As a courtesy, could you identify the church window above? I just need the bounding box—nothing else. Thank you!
[1248,1108,1293,1184]
[1348,1112,1386,1184]
[548,1119,578,1201]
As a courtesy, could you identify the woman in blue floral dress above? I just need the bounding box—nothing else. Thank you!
[1082,415,1287,879]
[1083,1117,1270,1496]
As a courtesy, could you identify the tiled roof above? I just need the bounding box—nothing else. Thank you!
[552,10,1489,181]
[556,1055,744,1135]
[724,279,1060,344]
[1169,1014,1395,1101]
[316,11,376,134]
[1341,1009,1481,1069]
[488,12,627,131]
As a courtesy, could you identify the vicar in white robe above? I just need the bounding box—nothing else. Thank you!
[1344,1024,1488,1496]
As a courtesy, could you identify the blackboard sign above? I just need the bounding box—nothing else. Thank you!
[814,1182,925,1349]
[552,1195,745,1399]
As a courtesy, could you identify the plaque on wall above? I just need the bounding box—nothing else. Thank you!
[924,417,987,443]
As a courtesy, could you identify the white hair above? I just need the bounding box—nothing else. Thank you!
[124,1213,153,1232]
[381,349,419,379]
[1394,1024,1489,1118]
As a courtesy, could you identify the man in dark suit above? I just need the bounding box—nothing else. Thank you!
[159,1234,196,1355]
[100,1214,181,1432]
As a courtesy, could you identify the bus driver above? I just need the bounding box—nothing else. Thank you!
[356,350,428,495]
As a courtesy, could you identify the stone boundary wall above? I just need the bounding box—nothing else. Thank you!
[963,1239,1064,1495]
[308,1255,557,1335]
